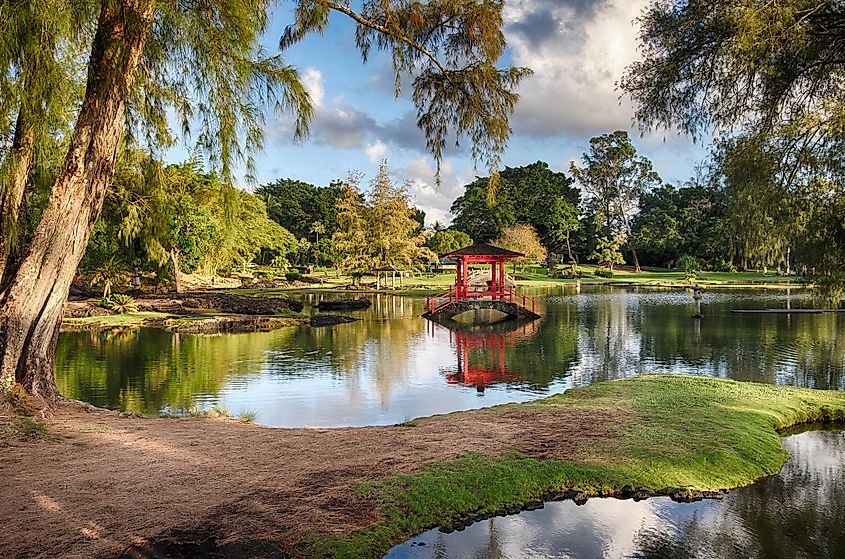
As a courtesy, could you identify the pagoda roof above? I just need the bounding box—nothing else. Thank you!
[443,243,524,259]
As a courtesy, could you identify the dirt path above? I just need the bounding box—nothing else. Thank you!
[0,401,621,558]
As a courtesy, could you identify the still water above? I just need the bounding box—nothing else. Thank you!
[55,286,845,426]
[385,427,845,559]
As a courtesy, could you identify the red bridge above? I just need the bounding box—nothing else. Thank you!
[424,243,540,322]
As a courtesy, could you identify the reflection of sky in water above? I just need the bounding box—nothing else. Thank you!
[386,429,845,559]
[217,319,564,426]
[55,287,845,427]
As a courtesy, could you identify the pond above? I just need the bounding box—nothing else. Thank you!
[55,286,845,426]
[385,427,845,559]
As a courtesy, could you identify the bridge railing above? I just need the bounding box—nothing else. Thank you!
[505,286,536,314]
[428,286,454,314]
[427,284,537,314]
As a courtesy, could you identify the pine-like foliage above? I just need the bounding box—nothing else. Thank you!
[281,0,531,181]
[334,162,435,274]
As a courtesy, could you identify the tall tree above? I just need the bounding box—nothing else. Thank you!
[620,0,845,283]
[0,1,89,286]
[570,131,661,272]
[1,0,528,401]
[450,161,580,257]
[334,163,435,276]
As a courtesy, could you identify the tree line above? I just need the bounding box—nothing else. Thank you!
[81,127,835,291]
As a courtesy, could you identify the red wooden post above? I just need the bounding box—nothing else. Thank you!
[500,260,505,299]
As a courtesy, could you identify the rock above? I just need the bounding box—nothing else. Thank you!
[136,292,304,315]
[315,298,372,311]
[310,314,359,327]
[572,491,589,506]
[619,485,634,498]
[632,489,650,502]
[669,488,704,502]
[542,490,567,501]
[522,501,544,511]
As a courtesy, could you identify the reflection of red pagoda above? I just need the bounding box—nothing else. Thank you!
[433,322,537,392]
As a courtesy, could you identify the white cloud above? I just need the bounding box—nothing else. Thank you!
[397,158,473,227]
[301,67,325,108]
[504,0,647,138]
[365,140,389,163]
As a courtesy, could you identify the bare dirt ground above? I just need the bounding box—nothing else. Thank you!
[0,400,623,558]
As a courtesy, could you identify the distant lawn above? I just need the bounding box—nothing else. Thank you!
[231,265,804,298]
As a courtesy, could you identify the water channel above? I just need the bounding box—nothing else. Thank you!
[56,286,845,427]
[385,427,845,559]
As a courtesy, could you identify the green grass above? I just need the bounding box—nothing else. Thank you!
[304,375,845,558]
[1,416,47,446]
[234,267,805,299]
[512,264,804,288]
[238,410,258,423]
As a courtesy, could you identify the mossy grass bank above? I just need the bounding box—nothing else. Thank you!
[309,375,845,558]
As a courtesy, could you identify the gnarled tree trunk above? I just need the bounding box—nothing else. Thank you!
[0,109,36,288]
[0,0,156,399]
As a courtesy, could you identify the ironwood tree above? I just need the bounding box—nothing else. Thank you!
[620,0,845,284]
[333,163,435,277]
[0,0,528,400]
[569,131,661,272]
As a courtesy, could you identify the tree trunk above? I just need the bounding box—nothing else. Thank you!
[171,248,183,293]
[630,246,641,273]
[0,109,36,288]
[0,0,155,399]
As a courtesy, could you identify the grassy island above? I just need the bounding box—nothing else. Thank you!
[2,375,843,558]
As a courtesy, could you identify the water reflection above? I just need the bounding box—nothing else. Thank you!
[385,428,845,559]
[435,320,537,392]
[55,287,845,426]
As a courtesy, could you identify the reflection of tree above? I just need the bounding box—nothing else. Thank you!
[638,299,845,390]
[281,294,430,406]
[55,328,291,414]
[568,288,845,390]
[634,431,845,558]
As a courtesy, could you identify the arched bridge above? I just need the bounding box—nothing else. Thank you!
[423,285,541,324]
[423,298,541,323]
[424,243,541,325]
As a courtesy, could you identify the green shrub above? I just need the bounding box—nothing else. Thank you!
[104,294,138,314]
[285,271,303,282]
[676,255,701,273]
[594,267,613,278]
[713,259,737,273]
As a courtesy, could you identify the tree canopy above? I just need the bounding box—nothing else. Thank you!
[450,161,580,256]
[570,131,661,272]
[333,163,435,276]
[620,0,845,138]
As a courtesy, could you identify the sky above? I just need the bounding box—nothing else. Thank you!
[181,0,713,226]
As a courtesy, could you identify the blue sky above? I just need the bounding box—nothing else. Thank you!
[190,1,713,225]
